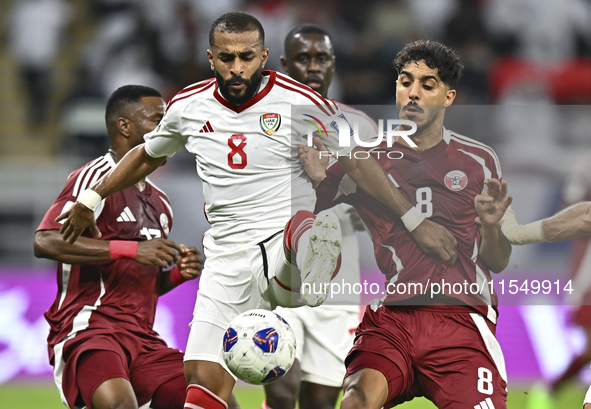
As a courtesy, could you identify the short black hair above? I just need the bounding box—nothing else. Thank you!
[393,40,464,88]
[284,24,333,54]
[209,12,265,48]
[105,85,162,126]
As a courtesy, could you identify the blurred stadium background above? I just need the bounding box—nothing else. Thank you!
[2,0,591,407]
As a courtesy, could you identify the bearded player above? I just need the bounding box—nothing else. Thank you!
[55,13,461,409]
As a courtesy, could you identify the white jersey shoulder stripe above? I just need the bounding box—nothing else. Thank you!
[275,73,336,113]
[167,81,216,111]
[169,79,215,104]
[72,157,109,197]
[456,148,492,180]
[88,162,113,190]
[72,156,104,197]
[449,132,502,178]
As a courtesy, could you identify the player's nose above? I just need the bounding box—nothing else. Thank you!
[230,59,244,76]
[408,81,421,100]
[308,59,321,72]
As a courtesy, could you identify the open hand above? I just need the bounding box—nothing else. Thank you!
[474,179,513,227]
[56,202,101,244]
[299,136,330,187]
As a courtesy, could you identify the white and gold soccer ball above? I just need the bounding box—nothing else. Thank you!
[222,309,296,385]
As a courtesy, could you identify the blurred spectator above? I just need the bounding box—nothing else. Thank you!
[8,0,73,125]
[483,0,591,64]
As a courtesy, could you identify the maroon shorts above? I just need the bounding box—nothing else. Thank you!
[345,304,508,409]
[573,305,591,327]
[53,329,186,409]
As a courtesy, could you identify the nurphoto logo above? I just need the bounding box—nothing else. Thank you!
[305,114,418,148]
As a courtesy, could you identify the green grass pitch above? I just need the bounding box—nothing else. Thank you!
[0,382,585,408]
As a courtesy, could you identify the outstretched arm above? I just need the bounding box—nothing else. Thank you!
[34,229,181,267]
[338,147,458,264]
[300,137,458,264]
[475,179,513,273]
[501,202,591,245]
[56,145,165,243]
[541,202,591,241]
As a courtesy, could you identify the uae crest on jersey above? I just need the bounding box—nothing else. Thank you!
[260,113,281,135]
[444,170,468,191]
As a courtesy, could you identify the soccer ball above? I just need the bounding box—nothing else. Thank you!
[222,309,296,385]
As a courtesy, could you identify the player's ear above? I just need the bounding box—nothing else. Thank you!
[261,48,269,68]
[280,56,287,72]
[207,49,214,71]
[444,88,456,107]
[117,117,132,138]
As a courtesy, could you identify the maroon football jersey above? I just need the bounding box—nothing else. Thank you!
[37,152,174,363]
[316,129,503,323]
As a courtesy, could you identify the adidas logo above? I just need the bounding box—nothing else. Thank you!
[199,121,214,133]
[474,398,496,409]
[117,207,136,222]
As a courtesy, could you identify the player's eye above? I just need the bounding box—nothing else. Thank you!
[423,85,433,90]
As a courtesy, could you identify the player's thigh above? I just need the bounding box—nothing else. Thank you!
[130,346,186,408]
[76,349,135,409]
[299,307,358,388]
[417,312,508,409]
[343,306,417,407]
[150,373,187,409]
[186,243,271,365]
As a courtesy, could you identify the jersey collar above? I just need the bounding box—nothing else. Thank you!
[213,70,276,113]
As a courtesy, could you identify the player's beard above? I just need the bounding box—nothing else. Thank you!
[216,67,263,106]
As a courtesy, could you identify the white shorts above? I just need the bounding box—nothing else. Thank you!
[274,305,360,387]
[184,230,298,374]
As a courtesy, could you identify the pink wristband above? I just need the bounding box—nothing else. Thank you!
[109,240,138,260]
[170,266,186,286]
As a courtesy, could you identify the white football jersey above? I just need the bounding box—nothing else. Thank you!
[144,70,354,246]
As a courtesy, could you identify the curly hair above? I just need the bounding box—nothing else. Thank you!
[393,40,464,88]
